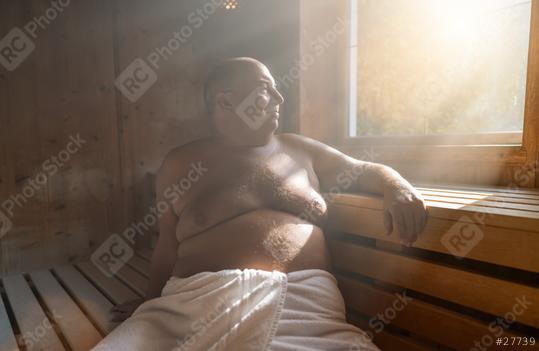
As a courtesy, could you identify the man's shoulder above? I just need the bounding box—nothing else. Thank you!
[277,133,329,152]
[159,138,214,175]
[277,133,314,146]
[277,133,345,166]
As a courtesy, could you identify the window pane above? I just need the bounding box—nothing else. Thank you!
[351,0,532,137]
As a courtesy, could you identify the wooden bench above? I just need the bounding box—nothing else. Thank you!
[1,185,538,350]
[0,249,152,351]
[327,184,539,350]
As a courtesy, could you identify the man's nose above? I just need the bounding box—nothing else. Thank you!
[269,87,284,105]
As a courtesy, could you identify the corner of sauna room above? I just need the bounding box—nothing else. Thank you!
[1,1,538,351]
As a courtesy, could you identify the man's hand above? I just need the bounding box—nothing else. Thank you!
[383,186,428,246]
[110,298,145,322]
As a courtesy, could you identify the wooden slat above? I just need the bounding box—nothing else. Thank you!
[347,314,437,351]
[2,275,64,351]
[426,201,539,229]
[30,270,102,351]
[326,193,384,210]
[114,265,149,296]
[127,255,150,277]
[338,275,519,350]
[418,187,539,201]
[335,191,539,223]
[417,183,539,197]
[417,189,539,206]
[327,192,539,232]
[374,330,436,351]
[0,290,19,351]
[53,265,116,334]
[328,203,539,273]
[422,194,539,213]
[76,260,139,305]
[329,240,539,328]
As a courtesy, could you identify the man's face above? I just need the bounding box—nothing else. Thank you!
[232,63,285,134]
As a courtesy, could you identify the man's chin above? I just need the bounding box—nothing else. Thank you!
[268,112,279,123]
[266,117,279,131]
[247,114,279,139]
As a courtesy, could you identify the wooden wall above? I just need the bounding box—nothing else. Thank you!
[0,0,300,275]
[0,0,123,275]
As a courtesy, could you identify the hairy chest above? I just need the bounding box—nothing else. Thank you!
[176,153,328,236]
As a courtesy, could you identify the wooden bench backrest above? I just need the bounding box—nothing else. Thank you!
[327,184,539,350]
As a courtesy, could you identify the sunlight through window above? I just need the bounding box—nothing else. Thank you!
[349,0,533,138]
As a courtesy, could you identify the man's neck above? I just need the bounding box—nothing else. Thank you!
[213,123,273,148]
[215,132,274,148]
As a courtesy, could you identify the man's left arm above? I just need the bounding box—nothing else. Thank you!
[282,134,428,245]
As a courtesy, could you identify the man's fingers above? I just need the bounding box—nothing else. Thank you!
[399,206,422,245]
[383,210,393,236]
[110,308,133,322]
[110,307,129,315]
[395,210,407,241]
[403,202,428,246]
[111,305,128,312]
[415,208,426,235]
[109,299,144,322]
[403,233,417,247]
[401,209,414,242]
[110,311,129,318]
[111,311,129,318]
[111,314,129,322]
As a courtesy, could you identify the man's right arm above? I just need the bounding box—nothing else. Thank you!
[110,150,185,321]
[145,156,182,299]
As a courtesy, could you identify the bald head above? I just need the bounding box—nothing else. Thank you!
[203,57,266,115]
[202,57,284,145]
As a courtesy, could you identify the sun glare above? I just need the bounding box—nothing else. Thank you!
[351,0,532,136]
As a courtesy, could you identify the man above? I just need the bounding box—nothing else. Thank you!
[97,57,428,351]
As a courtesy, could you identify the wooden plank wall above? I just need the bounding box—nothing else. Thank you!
[0,0,123,275]
[1,0,300,274]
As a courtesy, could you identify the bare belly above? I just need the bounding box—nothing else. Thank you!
[172,209,332,278]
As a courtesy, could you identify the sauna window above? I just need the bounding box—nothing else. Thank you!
[348,0,533,143]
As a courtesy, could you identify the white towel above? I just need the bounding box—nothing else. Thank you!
[91,269,379,351]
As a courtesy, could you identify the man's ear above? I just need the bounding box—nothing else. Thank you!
[216,92,234,111]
